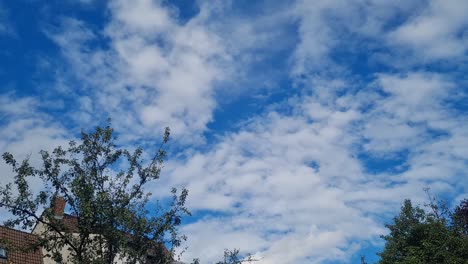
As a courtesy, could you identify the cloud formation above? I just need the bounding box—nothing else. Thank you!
[0,94,69,222]
[1,0,467,263]
[165,71,468,262]
[45,0,233,144]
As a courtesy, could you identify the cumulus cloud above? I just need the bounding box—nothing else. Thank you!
[162,70,467,262]
[388,0,468,60]
[163,99,382,262]
[291,0,468,72]
[363,72,454,153]
[0,94,69,160]
[45,0,298,145]
[44,1,228,144]
[0,94,70,223]
[2,0,468,263]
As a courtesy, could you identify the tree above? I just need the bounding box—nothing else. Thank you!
[453,199,468,236]
[214,249,257,264]
[190,249,257,264]
[360,256,368,264]
[0,122,190,264]
[378,199,468,263]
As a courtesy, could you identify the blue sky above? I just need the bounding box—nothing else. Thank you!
[1,0,468,263]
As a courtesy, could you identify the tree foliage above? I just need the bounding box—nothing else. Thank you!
[378,198,468,264]
[190,249,257,264]
[453,199,468,236]
[0,122,190,264]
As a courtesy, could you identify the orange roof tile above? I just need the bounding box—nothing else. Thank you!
[0,226,43,264]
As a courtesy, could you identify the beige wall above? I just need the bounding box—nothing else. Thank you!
[32,222,72,264]
[32,222,130,264]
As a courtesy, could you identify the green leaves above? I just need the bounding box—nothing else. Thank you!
[163,127,171,144]
[453,199,468,235]
[2,152,16,167]
[212,249,257,264]
[0,122,188,264]
[378,199,468,264]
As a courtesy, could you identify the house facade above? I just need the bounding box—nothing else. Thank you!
[1,197,175,264]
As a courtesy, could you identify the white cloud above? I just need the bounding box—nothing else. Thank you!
[0,94,69,155]
[388,0,468,60]
[158,94,386,262]
[110,0,174,33]
[363,72,454,153]
[291,0,468,71]
[46,0,232,144]
[2,1,467,263]
[0,94,70,224]
[157,68,468,262]
[46,0,300,145]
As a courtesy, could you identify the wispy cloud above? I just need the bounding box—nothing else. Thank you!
[1,0,467,263]
[388,0,468,60]
[44,0,235,144]
[0,93,69,222]
[164,70,468,262]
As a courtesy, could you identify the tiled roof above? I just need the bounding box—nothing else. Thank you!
[0,226,43,264]
[62,213,79,233]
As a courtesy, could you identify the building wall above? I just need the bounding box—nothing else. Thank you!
[32,222,72,264]
[32,222,130,264]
